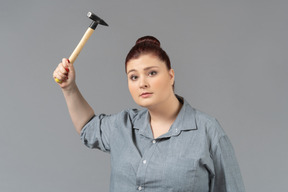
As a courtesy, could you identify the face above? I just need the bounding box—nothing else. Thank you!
[126,54,175,109]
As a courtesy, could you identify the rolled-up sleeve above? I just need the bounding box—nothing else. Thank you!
[80,114,114,152]
[211,135,245,192]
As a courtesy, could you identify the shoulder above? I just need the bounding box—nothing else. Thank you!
[195,110,223,131]
[178,95,224,135]
[195,108,226,135]
[182,97,224,134]
[193,109,229,151]
[181,97,226,145]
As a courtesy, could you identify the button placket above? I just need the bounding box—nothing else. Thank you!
[135,137,158,191]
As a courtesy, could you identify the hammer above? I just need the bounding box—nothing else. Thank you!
[55,12,108,83]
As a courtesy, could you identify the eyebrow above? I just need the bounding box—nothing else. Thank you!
[127,66,159,75]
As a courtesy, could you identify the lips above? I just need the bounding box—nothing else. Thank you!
[140,92,153,98]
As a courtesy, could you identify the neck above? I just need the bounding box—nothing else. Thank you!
[148,94,182,124]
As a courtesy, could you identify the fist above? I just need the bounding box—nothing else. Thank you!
[53,58,75,89]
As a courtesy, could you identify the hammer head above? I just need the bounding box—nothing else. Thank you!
[87,12,108,29]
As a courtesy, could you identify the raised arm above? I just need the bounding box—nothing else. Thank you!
[53,58,95,134]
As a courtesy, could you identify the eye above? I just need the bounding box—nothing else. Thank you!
[148,71,157,76]
[129,75,138,81]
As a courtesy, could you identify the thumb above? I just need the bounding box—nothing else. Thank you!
[66,60,76,82]
[62,58,70,72]
[67,60,75,73]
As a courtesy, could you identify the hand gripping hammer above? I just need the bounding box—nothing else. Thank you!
[55,12,108,83]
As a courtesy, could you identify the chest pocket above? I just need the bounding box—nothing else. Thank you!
[162,157,197,191]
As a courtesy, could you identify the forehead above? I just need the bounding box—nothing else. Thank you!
[126,54,165,72]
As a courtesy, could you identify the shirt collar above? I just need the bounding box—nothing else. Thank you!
[133,95,197,139]
[133,109,153,138]
[163,95,197,138]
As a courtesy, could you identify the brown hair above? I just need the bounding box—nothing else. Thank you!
[125,36,171,73]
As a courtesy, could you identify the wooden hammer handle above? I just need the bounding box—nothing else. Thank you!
[54,27,95,84]
[68,27,95,64]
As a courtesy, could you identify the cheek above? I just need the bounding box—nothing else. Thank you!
[152,76,171,91]
[128,82,137,96]
[152,79,162,89]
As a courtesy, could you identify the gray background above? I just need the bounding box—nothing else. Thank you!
[1,0,287,191]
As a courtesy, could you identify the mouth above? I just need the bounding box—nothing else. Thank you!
[140,92,153,98]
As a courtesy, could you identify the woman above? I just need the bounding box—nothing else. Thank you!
[53,36,245,192]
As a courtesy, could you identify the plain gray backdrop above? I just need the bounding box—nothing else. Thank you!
[1,0,287,191]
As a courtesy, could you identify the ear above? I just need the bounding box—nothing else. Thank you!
[168,69,175,85]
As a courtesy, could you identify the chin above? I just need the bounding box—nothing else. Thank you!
[134,98,155,108]
[140,100,163,110]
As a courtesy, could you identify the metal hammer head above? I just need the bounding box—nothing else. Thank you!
[87,12,108,30]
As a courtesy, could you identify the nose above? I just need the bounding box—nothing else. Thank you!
[139,76,149,89]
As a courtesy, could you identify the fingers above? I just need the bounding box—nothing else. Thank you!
[60,63,69,74]
[62,58,74,75]
[53,58,70,83]
[54,70,67,81]
[62,58,70,68]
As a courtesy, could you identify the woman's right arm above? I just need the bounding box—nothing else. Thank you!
[53,58,95,134]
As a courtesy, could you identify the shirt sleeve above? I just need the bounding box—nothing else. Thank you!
[210,135,246,192]
[80,113,115,152]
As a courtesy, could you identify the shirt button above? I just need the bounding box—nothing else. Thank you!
[138,186,143,191]
[152,140,156,144]
[143,160,147,164]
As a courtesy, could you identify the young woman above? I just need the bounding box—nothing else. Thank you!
[53,36,245,192]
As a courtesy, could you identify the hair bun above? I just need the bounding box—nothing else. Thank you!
[136,36,161,47]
